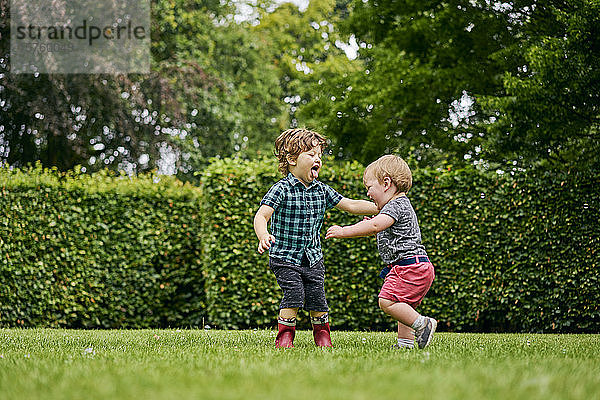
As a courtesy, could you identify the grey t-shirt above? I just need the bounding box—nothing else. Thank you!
[376,196,427,264]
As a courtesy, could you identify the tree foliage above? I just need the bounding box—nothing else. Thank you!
[0,0,284,178]
[252,0,355,130]
[480,0,600,167]
[1,0,166,172]
[1,0,598,173]
[298,0,599,169]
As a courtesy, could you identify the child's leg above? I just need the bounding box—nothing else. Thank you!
[276,307,298,348]
[279,308,299,319]
[309,310,332,347]
[379,298,419,326]
[270,257,305,349]
[379,299,416,349]
[398,321,415,338]
[396,322,415,349]
[303,258,332,347]
[379,298,437,349]
[309,311,327,318]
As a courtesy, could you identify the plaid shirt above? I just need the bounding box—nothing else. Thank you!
[261,173,343,266]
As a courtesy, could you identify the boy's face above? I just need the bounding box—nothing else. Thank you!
[364,173,393,210]
[288,145,322,186]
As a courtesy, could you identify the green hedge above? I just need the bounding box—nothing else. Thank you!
[200,159,600,333]
[1,160,599,332]
[199,159,386,331]
[415,167,600,332]
[0,165,205,328]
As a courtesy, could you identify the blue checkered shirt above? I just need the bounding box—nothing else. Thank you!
[260,173,343,266]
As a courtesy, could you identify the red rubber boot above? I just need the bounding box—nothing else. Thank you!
[275,321,296,348]
[312,322,332,347]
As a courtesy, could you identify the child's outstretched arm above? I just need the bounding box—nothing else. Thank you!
[335,197,378,215]
[253,205,276,254]
[325,213,394,239]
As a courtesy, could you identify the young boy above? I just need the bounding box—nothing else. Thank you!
[325,155,437,349]
[254,128,378,348]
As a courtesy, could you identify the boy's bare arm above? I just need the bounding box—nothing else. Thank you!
[325,213,394,239]
[335,197,378,215]
[254,205,276,254]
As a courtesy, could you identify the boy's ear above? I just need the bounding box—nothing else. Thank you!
[383,177,393,190]
[286,154,297,166]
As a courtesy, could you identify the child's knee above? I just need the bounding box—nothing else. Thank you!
[279,308,299,319]
[378,297,392,312]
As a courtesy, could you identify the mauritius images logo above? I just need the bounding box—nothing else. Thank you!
[10,0,150,74]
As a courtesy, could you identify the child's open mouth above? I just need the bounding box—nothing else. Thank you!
[311,165,320,179]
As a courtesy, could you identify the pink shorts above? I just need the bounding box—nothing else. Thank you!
[378,260,435,308]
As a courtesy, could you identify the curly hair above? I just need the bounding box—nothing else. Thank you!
[274,128,327,175]
[363,154,412,193]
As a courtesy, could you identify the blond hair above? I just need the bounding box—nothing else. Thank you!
[363,154,412,193]
[274,128,327,175]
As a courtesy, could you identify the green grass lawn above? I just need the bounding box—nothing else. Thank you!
[0,329,598,400]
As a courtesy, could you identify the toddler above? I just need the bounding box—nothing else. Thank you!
[254,128,378,348]
[326,155,437,349]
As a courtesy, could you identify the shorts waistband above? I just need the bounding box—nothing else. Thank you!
[389,255,429,267]
[379,256,430,279]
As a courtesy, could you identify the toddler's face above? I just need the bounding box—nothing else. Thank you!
[289,145,322,186]
[364,174,387,210]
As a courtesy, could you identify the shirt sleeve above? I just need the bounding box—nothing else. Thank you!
[322,183,343,210]
[379,198,403,221]
[260,181,285,210]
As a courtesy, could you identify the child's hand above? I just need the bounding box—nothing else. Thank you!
[257,234,276,254]
[325,225,344,239]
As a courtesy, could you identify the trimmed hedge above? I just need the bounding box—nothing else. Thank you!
[0,165,205,328]
[199,159,385,331]
[1,160,599,332]
[414,167,600,332]
[201,158,600,333]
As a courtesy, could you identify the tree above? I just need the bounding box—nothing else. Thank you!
[148,0,284,179]
[252,0,358,135]
[1,0,163,172]
[480,0,600,168]
[297,0,599,169]
[0,0,284,178]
